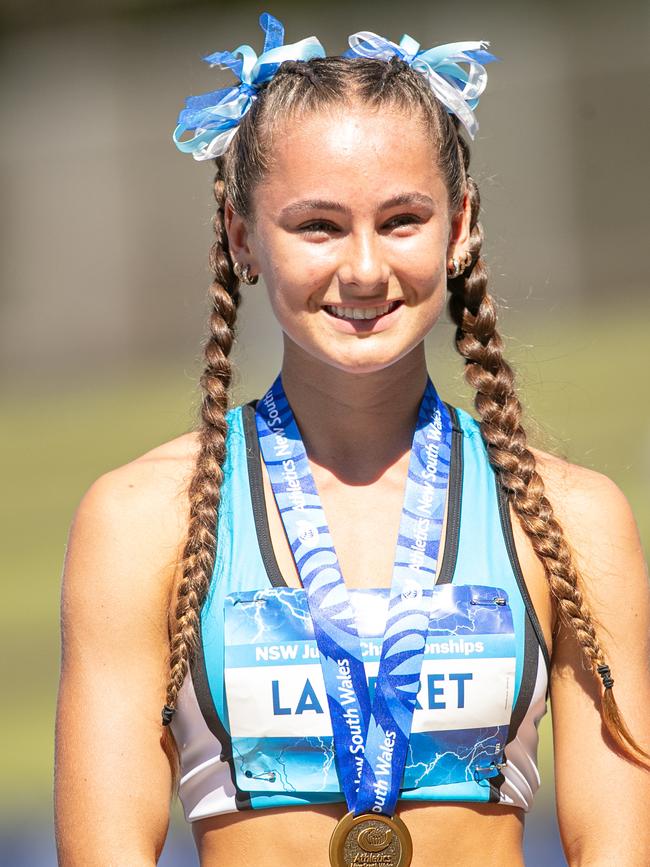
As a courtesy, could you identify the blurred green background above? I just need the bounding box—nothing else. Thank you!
[1,0,648,864]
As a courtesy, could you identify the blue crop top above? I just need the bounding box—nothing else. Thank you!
[169,401,551,822]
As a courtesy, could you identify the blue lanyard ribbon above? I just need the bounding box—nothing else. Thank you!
[255,375,452,816]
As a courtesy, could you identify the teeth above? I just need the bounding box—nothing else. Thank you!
[326,301,397,320]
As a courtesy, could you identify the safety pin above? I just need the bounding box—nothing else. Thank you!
[474,760,507,774]
[244,770,277,782]
[470,596,507,606]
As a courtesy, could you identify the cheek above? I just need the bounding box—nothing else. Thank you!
[264,275,317,328]
[266,275,318,318]
[392,250,447,304]
[389,227,449,279]
[264,252,332,314]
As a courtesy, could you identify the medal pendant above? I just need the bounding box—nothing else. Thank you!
[329,810,413,867]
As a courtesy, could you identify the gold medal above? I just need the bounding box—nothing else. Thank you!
[329,810,413,867]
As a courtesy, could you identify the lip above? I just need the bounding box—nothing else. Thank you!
[320,300,404,334]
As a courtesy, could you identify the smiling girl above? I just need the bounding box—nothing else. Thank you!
[54,13,650,867]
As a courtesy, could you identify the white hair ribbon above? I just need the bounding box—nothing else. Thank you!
[343,32,498,140]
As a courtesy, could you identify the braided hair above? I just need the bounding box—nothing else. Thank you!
[446,136,646,761]
[159,167,240,784]
[161,55,648,791]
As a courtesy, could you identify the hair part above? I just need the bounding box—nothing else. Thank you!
[161,54,648,792]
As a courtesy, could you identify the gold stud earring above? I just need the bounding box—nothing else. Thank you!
[447,251,472,279]
[447,256,463,278]
[241,263,258,285]
[233,261,259,285]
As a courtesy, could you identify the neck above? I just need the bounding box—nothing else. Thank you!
[278,340,431,483]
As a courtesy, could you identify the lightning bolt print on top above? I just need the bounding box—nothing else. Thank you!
[169,396,550,821]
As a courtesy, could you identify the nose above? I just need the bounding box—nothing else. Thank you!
[337,228,390,293]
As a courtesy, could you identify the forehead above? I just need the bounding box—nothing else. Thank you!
[253,103,447,214]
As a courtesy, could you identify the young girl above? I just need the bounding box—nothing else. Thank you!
[54,13,650,867]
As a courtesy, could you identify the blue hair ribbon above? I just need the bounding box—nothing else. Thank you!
[173,13,499,159]
[343,31,500,139]
[173,12,326,160]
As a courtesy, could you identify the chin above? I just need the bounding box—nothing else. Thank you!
[282,317,433,376]
[309,342,420,376]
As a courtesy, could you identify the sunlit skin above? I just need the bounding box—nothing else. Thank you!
[227,104,470,381]
[207,103,537,866]
[54,98,650,867]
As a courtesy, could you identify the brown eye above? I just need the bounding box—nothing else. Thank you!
[386,215,421,229]
[299,221,338,234]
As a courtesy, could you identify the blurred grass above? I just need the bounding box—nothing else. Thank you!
[1,300,648,821]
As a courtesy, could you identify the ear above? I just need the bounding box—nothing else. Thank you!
[224,198,260,273]
[447,191,472,259]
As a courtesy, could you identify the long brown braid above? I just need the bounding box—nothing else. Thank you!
[160,163,241,786]
[446,137,648,763]
[161,54,647,792]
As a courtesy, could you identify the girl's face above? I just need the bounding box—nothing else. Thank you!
[226,102,470,375]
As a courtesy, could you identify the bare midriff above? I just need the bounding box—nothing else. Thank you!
[192,801,526,866]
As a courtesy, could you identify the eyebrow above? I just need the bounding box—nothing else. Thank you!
[279,192,435,219]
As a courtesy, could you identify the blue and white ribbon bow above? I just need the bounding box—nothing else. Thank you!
[343,32,499,140]
[173,12,325,160]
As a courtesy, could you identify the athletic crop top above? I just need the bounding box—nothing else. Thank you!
[169,401,551,822]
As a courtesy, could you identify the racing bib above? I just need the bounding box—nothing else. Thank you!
[223,583,516,794]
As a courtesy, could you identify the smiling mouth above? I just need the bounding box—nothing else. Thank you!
[322,300,402,320]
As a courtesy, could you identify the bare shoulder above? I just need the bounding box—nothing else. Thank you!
[528,444,643,561]
[84,429,201,506]
[55,431,203,862]
[529,458,650,860]
[77,430,200,535]
[63,430,202,630]
[527,444,648,666]
[529,442,622,498]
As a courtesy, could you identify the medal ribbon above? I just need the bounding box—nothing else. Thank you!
[255,374,452,817]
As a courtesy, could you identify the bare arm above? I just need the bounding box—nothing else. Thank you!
[54,449,190,866]
[544,463,650,866]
